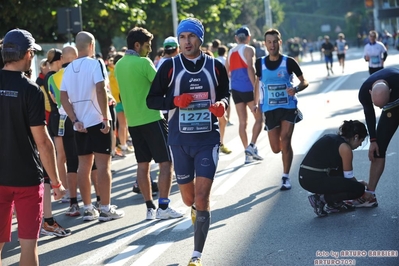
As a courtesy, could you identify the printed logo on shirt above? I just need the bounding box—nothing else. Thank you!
[188,92,209,100]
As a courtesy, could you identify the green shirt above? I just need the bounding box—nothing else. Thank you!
[115,54,162,127]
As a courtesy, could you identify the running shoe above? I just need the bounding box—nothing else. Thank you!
[220,144,232,154]
[245,145,263,160]
[132,181,159,195]
[244,154,253,164]
[280,177,292,191]
[94,202,118,210]
[98,206,125,222]
[308,194,327,217]
[191,205,197,225]
[119,145,134,155]
[348,194,378,208]
[156,207,184,220]
[188,257,202,266]
[41,221,71,237]
[146,208,156,220]
[65,203,80,216]
[83,207,99,221]
[324,201,355,214]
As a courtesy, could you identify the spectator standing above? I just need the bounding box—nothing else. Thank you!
[60,31,124,221]
[0,28,65,266]
[114,27,183,220]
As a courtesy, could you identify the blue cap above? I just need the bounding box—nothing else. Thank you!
[3,29,42,52]
[177,18,204,44]
[235,26,251,37]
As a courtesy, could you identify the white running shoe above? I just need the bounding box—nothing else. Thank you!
[82,207,99,221]
[156,207,184,220]
[245,145,263,160]
[98,206,125,222]
[245,154,253,164]
[146,208,156,220]
[280,177,292,190]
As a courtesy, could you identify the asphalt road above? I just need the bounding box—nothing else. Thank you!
[2,47,399,266]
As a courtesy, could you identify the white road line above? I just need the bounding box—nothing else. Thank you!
[107,245,144,266]
[146,218,181,235]
[130,242,172,266]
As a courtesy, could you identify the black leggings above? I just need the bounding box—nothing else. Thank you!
[299,169,364,204]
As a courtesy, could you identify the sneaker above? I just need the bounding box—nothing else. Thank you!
[280,177,292,191]
[120,145,134,155]
[227,121,234,126]
[220,144,232,154]
[244,154,253,164]
[146,208,156,220]
[99,206,125,222]
[308,194,327,217]
[94,202,118,210]
[156,207,184,220]
[65,203,80,216]
[132,181,158,196]
[188,257,202,266]
[114,148,126,158]
[245,145,263,160]
[324,201,355,214]
[41,221,71,237]
[349,194,378,208]
[83,207,99,221]
[191,205,197,225]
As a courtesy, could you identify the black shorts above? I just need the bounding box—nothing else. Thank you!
[264,108,302,131]
[74,123,112,155]
[128,119,171,163]
[48,111,60,137]
[231,89,254,104]
[337,54,345,60]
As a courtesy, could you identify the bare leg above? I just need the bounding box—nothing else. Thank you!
[367,158,385,191]
[19,239,38,266]
[77,154,94,206]
[235,102,248,148]
[93,153,112,205]
[158,161,173,199]
[137,162,152,201]
[42,183,52,219]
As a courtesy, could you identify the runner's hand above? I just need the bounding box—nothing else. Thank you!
[100,120,110,134]
[174,94,194,108]
[209,102,225,117]
[53,185,66,201]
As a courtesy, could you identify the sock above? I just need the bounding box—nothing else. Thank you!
[282,173,289,178]
[97,196,101,202]
[44,217,55,226]
[101,204,111,212]
[70,197,78,205]
[194,210,210,254]
[84,204,93,210]
[145,200,156,209]
[249,143,255,147]
[120,144,127,150]
[191,251,202,259]
[158,198,170,210]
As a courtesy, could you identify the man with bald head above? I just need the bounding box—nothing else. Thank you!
[356,67,399,207]
[61,31,124,221]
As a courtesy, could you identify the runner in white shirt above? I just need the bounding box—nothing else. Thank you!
[364,30,387,75]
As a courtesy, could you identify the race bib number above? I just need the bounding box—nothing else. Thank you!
[58,114,67,136]
[267,84,288,105]
[370,56,380,64]
[179,100,211,133]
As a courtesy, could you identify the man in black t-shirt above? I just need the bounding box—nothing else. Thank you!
[0,28,65,266]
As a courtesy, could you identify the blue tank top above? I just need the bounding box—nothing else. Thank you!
[259,55,297,112]
[168,54,220,146]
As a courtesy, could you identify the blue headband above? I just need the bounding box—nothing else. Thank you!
[177,18,204,44]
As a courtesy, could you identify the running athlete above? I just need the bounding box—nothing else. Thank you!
[335,33,348,73]
[321,35,334,77]
[147,18,230,266]
[300,120,369,217]
[364,30,387,75]
[225,26,263,164]
[115,27,183,221]
[255,29,309,191]
[355,67,399,207]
